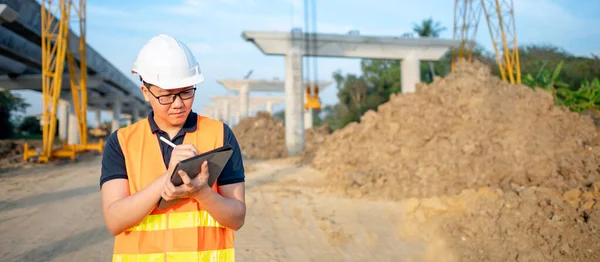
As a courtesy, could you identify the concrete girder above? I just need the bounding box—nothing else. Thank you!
[0,74,151,115]
[0,74,104,91]
[242,30,459,60]
[95,95,147,116]
[0,55,30,74]
[209,96,275,125]
[0,4,18,25]
[217,79,331,92]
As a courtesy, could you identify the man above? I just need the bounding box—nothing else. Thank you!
[100,34,245,261]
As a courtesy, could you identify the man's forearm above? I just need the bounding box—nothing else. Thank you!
[104,175,166,235]
[193,188,246,230]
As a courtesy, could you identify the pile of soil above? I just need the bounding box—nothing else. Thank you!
[310,60,600,261]
[232,111,331,161]
[398,183,600,261]
[0,140,42,170]
[232,111,286,160]
[298,123,331,165]
[311,60,600,200]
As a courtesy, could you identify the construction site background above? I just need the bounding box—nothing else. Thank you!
[2,59,600,261]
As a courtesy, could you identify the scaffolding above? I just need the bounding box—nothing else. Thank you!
[23,0,103,163]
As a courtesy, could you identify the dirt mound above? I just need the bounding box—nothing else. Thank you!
[232,111,331,161]
[0,140,42,171]
[232,111,286,160]
[312,60,600,200]
[397,183,600,262]
[298,123,331,165]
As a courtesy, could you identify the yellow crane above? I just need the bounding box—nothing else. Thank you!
[23,0,103,163]
[452,0,521,84]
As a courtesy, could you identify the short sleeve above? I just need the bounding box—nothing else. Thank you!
[100,130,128,188]
[217,124,245,186]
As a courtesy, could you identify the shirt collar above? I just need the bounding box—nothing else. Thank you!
[148,111,198,134]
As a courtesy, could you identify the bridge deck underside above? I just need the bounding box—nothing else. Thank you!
[0,0,149,115]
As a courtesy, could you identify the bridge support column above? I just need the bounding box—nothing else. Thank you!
[239,84,249,120]
[221,100,230,126]
[112,100,122,133]
[284,38,304,156]
[233,112,240,126]
[67,101,79,145]
[94,109,101,129]
[58,100,68,142]
[133,107,140,123]
[304,109,313,130]
[401,56,420,93]
[266,101,273,114]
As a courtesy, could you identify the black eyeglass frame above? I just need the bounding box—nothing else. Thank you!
[146,87,197,105]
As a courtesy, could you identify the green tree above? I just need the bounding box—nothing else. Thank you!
[273,110,285,122]
[0,90,30,139]
[413,17,447,81]
[18,115,42,135]
[518,44,600,88]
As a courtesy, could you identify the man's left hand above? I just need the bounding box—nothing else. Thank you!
[162,161,210,201]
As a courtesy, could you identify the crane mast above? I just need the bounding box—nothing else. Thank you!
[24,0,102,163]
[452,0,521,84]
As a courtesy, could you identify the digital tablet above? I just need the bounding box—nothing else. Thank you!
[157,145,234,210]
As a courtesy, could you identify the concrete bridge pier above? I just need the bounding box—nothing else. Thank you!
[94,109,101,129]
[401,56,421,93]
[131,107,139,124]
[58,100,69,142]
[239,84,249,120]
[266,101,273,114]
[67,100,79,145]
[284,38,305,156]
[111,99,122,133]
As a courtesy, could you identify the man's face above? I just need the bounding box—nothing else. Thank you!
[141,84,195,126]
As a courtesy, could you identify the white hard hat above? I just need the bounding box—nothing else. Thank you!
[132,34,204,90]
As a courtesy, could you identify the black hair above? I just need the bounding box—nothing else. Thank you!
[139,76,152,89]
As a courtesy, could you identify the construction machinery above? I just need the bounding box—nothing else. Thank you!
[452,0,521,84]
[23,0,103,163]
[304,84,321,110]
[302,0,322,111]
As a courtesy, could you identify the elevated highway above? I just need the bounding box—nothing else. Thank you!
[0,0,150,133]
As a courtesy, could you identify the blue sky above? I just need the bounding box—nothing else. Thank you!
[12,0,600,123]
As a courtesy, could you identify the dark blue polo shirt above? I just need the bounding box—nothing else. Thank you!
[100,111,245,188]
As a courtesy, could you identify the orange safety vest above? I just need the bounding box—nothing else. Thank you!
[112,115,235,262]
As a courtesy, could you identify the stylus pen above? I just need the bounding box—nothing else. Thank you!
[159,136,177,148]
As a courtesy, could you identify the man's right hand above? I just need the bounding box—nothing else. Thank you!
[167,144,198,171]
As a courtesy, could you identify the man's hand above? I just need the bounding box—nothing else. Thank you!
[162,160,211,201]
[167,144,198,171]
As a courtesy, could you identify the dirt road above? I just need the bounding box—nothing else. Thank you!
[0,155,437,262]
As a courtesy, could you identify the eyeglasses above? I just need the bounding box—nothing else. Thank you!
[146,87,196,105]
